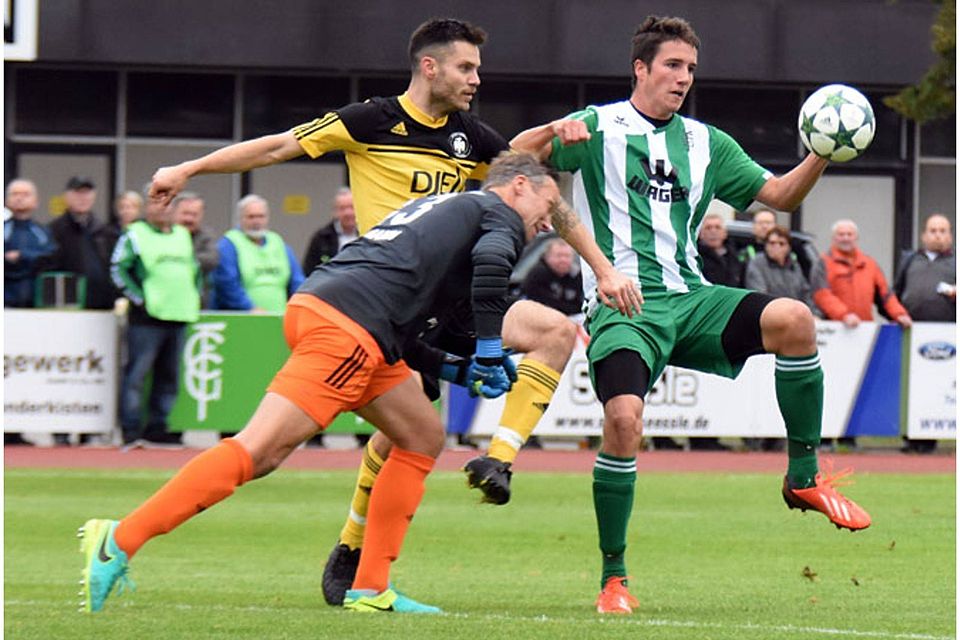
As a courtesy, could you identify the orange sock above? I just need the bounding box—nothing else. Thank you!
[114,438,254,558]
[352,447,434,593]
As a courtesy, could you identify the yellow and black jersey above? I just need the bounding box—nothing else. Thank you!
[292,93,509,233]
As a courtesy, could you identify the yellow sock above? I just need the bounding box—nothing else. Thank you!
[487,359,560,464]
[337,440,385,550]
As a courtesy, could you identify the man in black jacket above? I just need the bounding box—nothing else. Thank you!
[698,212,744,287]
[46,176,119,310]
[303,188,359,275]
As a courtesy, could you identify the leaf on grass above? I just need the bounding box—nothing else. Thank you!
[888,540,896,551]
[802,566,818,582]
[850,576,860,587]
[808,596,819,605]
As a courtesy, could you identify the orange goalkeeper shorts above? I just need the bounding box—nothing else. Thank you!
[267,293,412,428]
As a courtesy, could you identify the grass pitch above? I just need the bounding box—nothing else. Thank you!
[4,466,955,639]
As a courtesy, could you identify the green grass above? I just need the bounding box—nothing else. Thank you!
[5,467,955,639]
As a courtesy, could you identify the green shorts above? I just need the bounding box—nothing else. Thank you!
[586,285,753,388]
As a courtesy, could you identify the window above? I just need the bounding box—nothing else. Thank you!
[243,75,350,138]
[862,91,905,161]
[127,72,234,138]
[584,82,631,108]
[476,80,578,139]
[919,116,956,158]
[695,86,796,162]
[357,77,408,102]
[15,68,118,136]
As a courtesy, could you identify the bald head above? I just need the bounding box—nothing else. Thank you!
[921,213,953,254]
[831,219,859,254]
[5,179,38,219]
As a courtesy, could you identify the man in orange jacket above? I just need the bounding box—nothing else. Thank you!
[813,219,912,329]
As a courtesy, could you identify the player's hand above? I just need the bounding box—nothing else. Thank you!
[467,362,513,399]
[551,119,590,146]
[149,165,190,207]
[896,314,913,328]
[595,269,643,318]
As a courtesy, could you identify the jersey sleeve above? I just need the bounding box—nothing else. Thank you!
[708,126,772,211]
[291,102,371,158]
[466,119,510,181]
[548,108,598,172]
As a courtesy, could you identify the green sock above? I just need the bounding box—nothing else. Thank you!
[593,453,636,587]
[775,353,822,489]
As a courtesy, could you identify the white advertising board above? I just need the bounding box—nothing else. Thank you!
[471,321,882,439]
[4,310,118,433]
[906,323,956,440]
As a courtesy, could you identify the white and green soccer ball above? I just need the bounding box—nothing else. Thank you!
[798,84,875,162]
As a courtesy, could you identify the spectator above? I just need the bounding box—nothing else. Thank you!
[745,226,814,310]
[110,191,143,235]
[111,192,201,448]
[740,208,815,280]
[894,213,955,454]
[698,212,743,287]
[4,179,56,308]
[47,176,119,310]
[895,213,956,322]
[521,238,584,316]
[813,219,911,451]
[212,194,305,312]
[813,219,912,329]
[4,178,55,447]
[738,209,777,265]
[302,187,358,275]
[171,191,219,307]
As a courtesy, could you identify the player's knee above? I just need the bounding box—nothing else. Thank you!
[535,315,577,364]
[763,299,815,352]
[603,398,643,450]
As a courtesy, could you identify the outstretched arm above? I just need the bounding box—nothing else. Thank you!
[150,132,305,206]
[510,118,591,160]
[549,197,642,317]
[755,153,829,212]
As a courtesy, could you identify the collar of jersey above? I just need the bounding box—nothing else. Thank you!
[398,93,449,129]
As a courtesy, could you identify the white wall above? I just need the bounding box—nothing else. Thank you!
[801,174,897,276]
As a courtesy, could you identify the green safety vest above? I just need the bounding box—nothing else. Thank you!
[225,229,291,312]
[128,221,200,322]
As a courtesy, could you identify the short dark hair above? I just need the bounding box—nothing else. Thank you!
[765,225,792,244]
[630,16,700,70]
[408,18,487,69]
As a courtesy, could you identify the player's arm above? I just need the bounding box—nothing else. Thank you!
[510,119,591,160]
[150,132,305,206]
[754,153,829,212]
[549,197,643,317]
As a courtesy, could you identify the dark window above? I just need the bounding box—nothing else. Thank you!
[584,82,631,108]
[243,75,350,138]
[127,72,234,138]
[862,91,904,161]
[920,116,956,157]
[358,77,409,101]
[15,68,118,135]
[477,80,578,139]
[695,86,797,162]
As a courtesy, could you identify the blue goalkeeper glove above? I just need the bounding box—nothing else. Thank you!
[468,338,514,399]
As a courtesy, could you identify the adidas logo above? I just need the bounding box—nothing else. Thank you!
[390,122,408,136]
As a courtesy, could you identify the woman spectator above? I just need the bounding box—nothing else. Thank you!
[111,191,143,234]
[745,225,815,310]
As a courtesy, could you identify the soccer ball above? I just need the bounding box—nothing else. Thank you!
[798,84,875,162]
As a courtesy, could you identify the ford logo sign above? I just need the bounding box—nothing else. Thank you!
[918,342,956,360]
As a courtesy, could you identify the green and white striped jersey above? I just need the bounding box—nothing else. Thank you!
[550,100,771,296]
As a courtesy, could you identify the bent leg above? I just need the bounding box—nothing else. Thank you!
[486,300,577,463]
[114,392,319,557]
